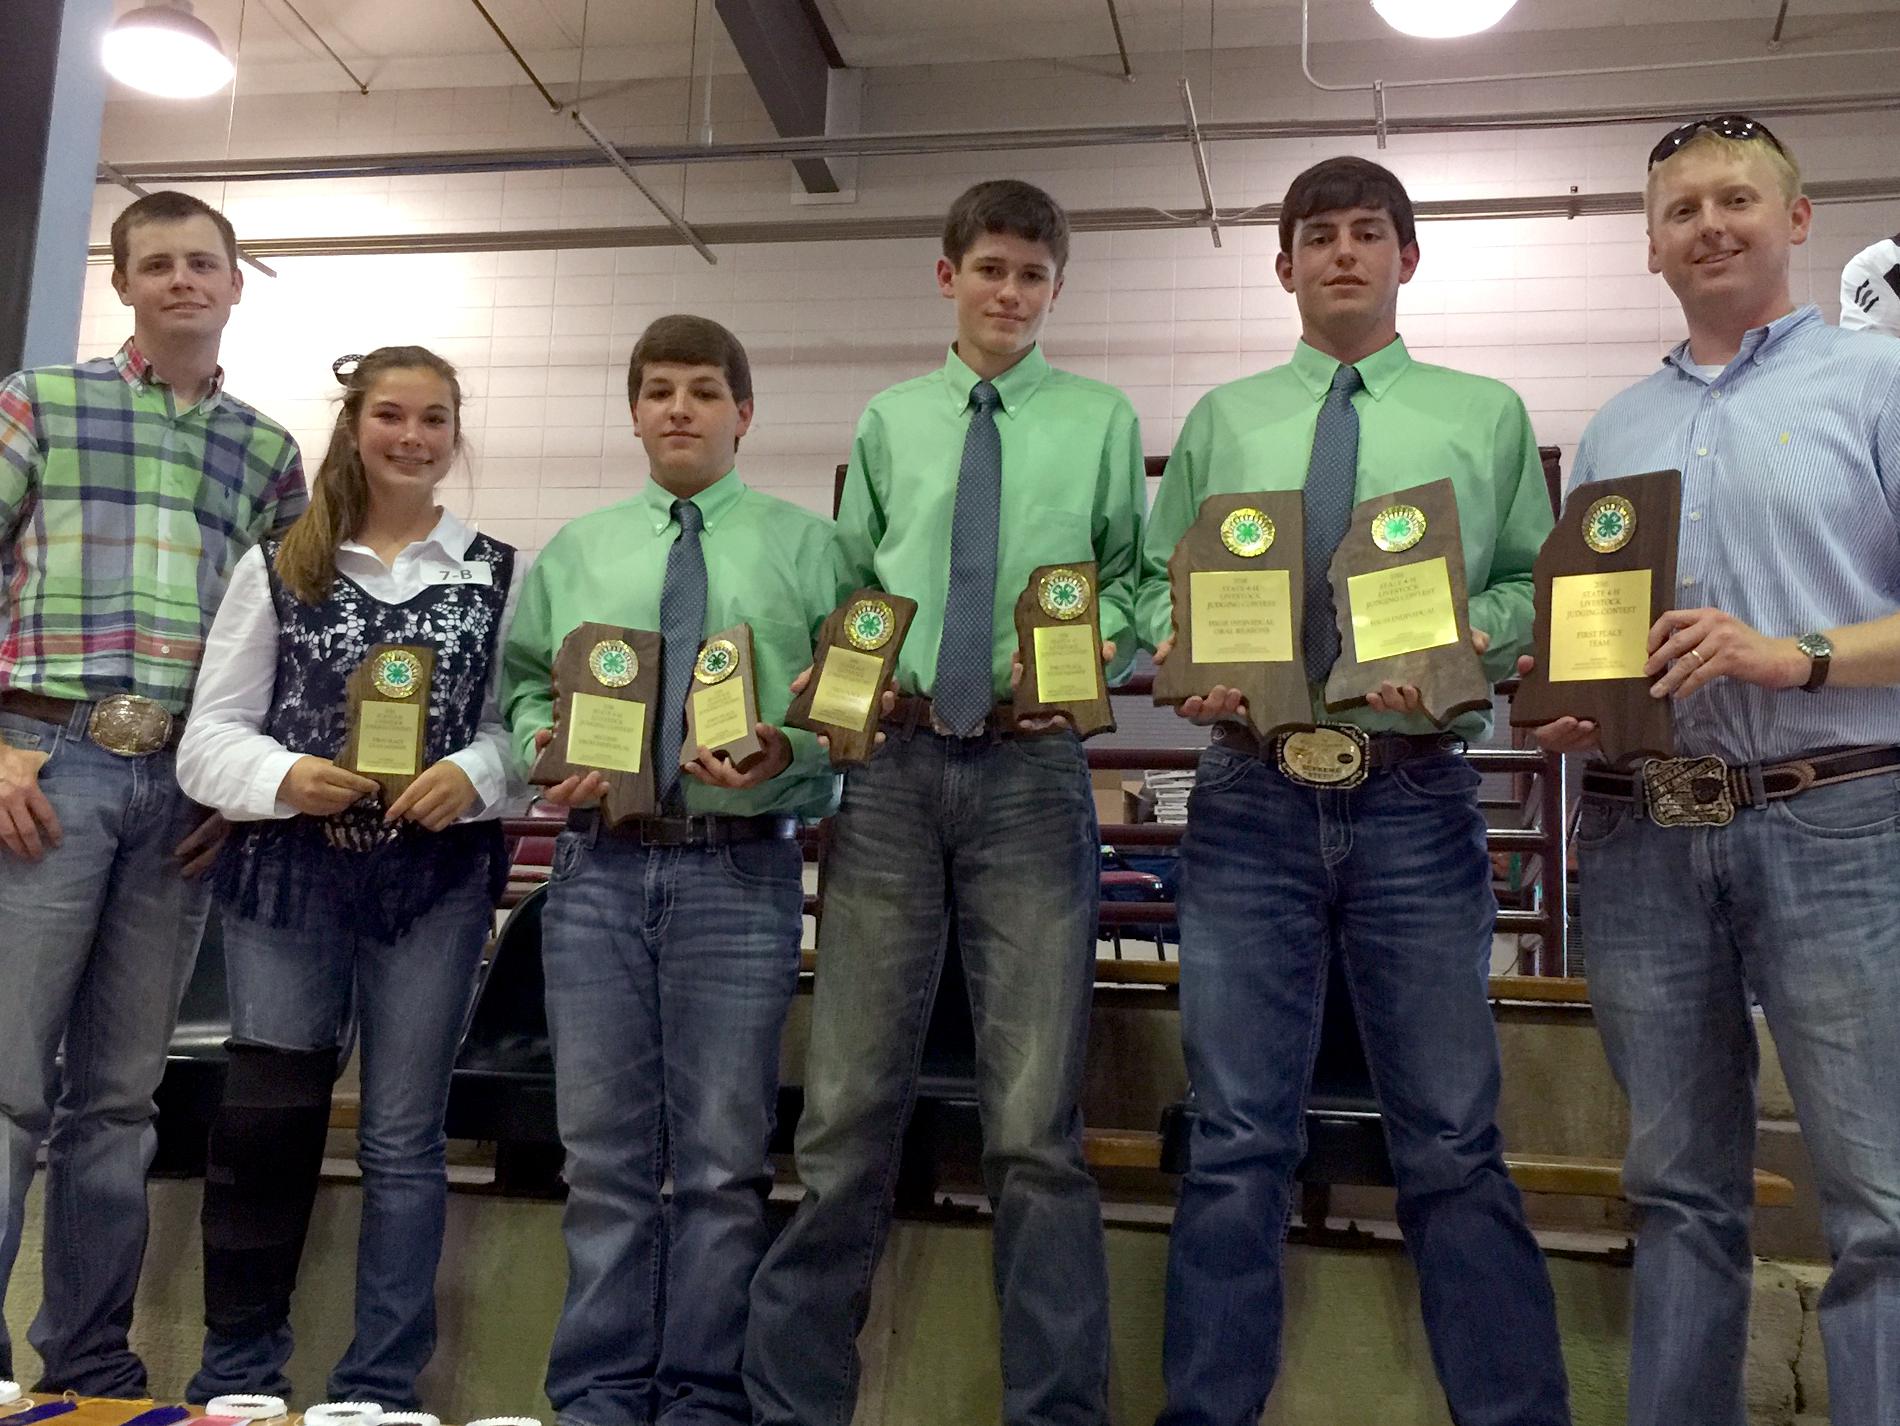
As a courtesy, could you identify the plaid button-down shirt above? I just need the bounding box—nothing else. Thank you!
[0,339,307,714]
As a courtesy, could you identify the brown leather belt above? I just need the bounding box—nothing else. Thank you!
[1210,720,1462,769]
[885,693,1034,741]
[0,689,182,756]
[570,808,798,848]
[1581,744,1900,828]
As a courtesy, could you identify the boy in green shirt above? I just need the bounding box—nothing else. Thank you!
[502,315,844,1426]
[746,180,1145,1426]
[1139,158,1570,1426]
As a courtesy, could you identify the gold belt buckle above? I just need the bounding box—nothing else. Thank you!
[1640,755,1735,827]
[1275,724,1369,789]
[86,694,174,757]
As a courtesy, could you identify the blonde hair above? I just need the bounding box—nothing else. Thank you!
[1645,129,1803,219]
[275,346,463,604]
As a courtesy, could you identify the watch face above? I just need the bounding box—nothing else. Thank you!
[1798,633,1833,659]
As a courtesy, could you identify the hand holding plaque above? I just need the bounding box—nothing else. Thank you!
[1012,561,1114,738]
[1512,468,1680,764]
[340,644,434,800]
[1152,492,1311,737]
[787,590,917,766]
[530,621,662,823]
[1322,478,1490,727]
[683,624,766,772]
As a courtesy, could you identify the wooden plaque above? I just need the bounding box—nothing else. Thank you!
[683,623,766,773]
[340,643,435,801]
[1151,491,1312,738]
[787,588,917,767]
[1512,468,1680,766]
[529,621,662,825]
[1322,478,1491,728]
[1012,561,1114,739]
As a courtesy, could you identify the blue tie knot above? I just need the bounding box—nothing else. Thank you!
[1330,364,1363,397]
[672,498,703,533]
[970,381,1002,414]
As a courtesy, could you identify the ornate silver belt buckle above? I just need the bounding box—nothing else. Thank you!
[1640,756,1735,827]
[86,694,174,757]
[1275,724,1369,789]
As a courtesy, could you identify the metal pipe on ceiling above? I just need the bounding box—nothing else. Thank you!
[97,162,280,278]
[274,0,369,95]
[1105,0,1132,81]
[82,174,1900,262]
[1179,78,1220,249]
[462,0,717,262]
[95,88,1900,187]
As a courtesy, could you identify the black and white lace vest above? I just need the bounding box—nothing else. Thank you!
[214,533,516,940]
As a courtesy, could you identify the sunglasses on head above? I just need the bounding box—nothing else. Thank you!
[1648,115,1787,169]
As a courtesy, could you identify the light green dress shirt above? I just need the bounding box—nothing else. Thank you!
[836,344,1147,699]
[1137,336,1554,740]
[501,469,847,819]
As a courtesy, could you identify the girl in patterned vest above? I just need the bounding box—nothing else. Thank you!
[177,345,518,1409]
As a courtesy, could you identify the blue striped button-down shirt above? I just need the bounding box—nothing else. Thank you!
[1572,305,1900,763]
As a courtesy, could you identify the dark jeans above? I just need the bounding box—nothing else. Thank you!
[746,730,1110,1426]
[1159,745,1570,1426]
[1579,774,1900,1426]
[542,822,804,1426]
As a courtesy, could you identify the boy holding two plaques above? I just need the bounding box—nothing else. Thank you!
[1137,157,1570,1425]
[746,179,1145,1426]
[501,316,844,1426]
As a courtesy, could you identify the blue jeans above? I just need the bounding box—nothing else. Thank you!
[541,820,804,1426]
[0,705,211,1395]
[1161,745,1570,1426]
[745,730,1110,1426]
[1578,773,1900,1426]
[186,869,491,1407]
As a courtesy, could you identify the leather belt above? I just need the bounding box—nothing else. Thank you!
[1211,720,1461,770]
[886,693,1028,741]
[0,689,182,756]
[1581,744,1900,828]
[571,808,798,848]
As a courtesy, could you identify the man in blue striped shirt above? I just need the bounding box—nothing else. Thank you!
[1534,117,1900,1426]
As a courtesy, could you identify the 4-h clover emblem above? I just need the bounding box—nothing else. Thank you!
[1219,507,1275,558]
[588,639,638,688]
[1370,504,1427,554]
[1583,495,1636,554]
[1037,568,1093,620]
[844,599,896,651]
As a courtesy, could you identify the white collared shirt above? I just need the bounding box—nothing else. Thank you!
[178,508,523,822]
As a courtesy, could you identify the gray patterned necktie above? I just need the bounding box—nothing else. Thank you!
[1302,363,1364,684]
[932,380,1004,736]
[657,497,707,808]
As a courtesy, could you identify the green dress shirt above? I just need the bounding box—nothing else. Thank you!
[836,344,1147,699]
[1137,336,1554,739]
[501,469,847,819]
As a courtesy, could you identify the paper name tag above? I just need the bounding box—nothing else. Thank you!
[425,561,493,587]
[566,692,646,772]
[1033,623,1099,703]
[1190,569,1294,664]
[355,700,422,776]
[1549,569,1651,682]
[808,646,884,727]
[1347,556,1460,663]
[691,677,752,751]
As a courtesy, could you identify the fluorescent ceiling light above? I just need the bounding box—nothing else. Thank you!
[101,1,234,99]
[1371,0,1519,39]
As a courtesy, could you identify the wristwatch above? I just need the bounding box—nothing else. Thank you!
[1795,632,1833,692]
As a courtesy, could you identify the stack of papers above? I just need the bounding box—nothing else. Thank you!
[1147,769,1196,825]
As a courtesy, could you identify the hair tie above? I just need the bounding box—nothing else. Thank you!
[332,354,365,384]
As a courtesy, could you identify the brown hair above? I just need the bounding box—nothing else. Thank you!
[110,190,239,274]
[275,346,464,605]
[627,315,753,406]
[943,179,1071,274]
[1278,157,1417,255]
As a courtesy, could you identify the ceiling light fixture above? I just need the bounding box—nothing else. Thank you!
[101,0,235,99]
[1371,0,1519,39]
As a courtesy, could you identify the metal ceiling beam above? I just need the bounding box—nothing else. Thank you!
[98,89,1900,187]
[1179,78,1219,250]
[82,176,1900,262]
[97,162,278,278]
[273,0,369,95]
[714,0,847,194]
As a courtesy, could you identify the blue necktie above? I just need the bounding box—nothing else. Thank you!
[1302,363,1364,684]
[933,380,1004,736]
[657,497,707,807]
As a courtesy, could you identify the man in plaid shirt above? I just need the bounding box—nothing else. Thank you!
[0,191,305,1396]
